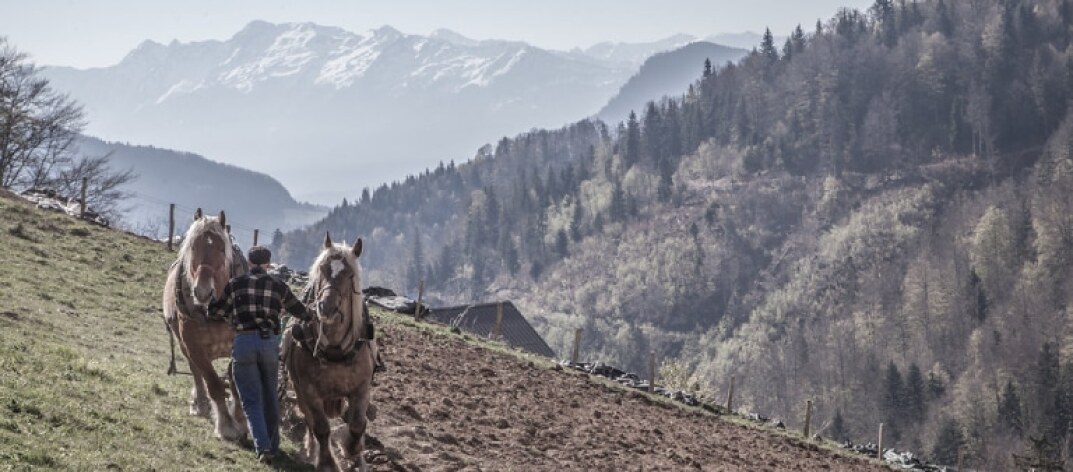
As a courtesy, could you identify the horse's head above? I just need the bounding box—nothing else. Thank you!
[180,208,232,305]
[309,233,363,338]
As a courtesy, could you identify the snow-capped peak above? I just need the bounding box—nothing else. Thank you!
[102,20,640,102]
[430,28,480,47]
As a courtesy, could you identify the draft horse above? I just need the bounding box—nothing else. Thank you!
[283,233,375,472]
[162,208,249,440]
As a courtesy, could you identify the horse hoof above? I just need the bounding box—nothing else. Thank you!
[189,404,211,418]
[215,422,243,442]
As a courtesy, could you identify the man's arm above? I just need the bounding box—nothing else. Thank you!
[206,281,235,320]
[281,285,310,321]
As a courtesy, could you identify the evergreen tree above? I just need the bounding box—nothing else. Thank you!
[570,204,583,241]
[664,100,682,161]
[555,229,569,258]
[759,28,779,63]
[643,102,663,166]
[830,409,849,442]
[935,0,953,36]
[927,370,946,400]
[432,242,458,286]
[270,228,284,254]
[790,24,806,54]
[504,240,520,276]
[1035,343,1062,438]
[871,0,897,46]
[905,363,926,424]
[360,187,371,204]
[883,361,905,440]
[703,58,713,78]
[931,418,964,465]
[999,379,1024,437]
[609,184,626,222]
[969,268,987,321]
[407,231,425,291]
[529,259,544,279]
[624,111,642,166]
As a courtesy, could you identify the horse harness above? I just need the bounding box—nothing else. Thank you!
[170,245,247,322]
[163,248,245,375]
[288,272,375,365]
[289,302,374,365]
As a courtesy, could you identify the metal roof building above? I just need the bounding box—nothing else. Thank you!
[426,301,556,358]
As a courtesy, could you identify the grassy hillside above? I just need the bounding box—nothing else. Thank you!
[0,192,288,470]
[0,193,886,470]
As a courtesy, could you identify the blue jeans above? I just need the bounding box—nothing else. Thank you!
[232,332,280,455]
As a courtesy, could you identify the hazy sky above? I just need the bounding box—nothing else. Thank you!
[4,0,874,69]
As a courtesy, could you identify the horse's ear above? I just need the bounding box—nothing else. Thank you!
[218,211,226,227]
[352,238,363,258]
[193,208,202,221]
[324,232,333,248]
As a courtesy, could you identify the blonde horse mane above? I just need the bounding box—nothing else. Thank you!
[177,216,232,284]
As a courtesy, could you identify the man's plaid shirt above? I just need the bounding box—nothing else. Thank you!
[207,266,309,333]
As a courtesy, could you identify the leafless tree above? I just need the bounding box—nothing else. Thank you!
[0,37,134,219]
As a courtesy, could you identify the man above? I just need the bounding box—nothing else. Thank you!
[208,246,309,464]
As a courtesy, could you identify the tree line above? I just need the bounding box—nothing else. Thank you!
[281,0,1073,467]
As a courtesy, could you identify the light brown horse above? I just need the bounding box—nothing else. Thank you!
[162,208,249,440]
[283,233,375,472]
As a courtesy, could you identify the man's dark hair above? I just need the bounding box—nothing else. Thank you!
[248,246,272,265]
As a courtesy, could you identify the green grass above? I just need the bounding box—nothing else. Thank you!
[0,196,309,471]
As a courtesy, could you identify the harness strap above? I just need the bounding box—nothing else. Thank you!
[291,300,374,365]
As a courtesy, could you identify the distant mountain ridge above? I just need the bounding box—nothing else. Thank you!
[44,22,728,204]
[597,41,747,122]
[77,136,326,239]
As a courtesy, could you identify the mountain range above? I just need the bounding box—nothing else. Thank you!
[44,22,742,204]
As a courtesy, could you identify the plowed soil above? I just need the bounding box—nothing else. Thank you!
[338,314,885,471]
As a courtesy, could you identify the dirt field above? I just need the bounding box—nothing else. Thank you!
[345,314,885,471]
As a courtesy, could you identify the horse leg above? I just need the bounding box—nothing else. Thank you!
[185,358,210,416]
[342,383,371,472]
[178,341,211,417]
[191,353,242,441]
[304,403,335,472]
[291,378,322,465]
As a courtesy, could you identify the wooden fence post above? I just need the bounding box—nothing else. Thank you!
[494,301,503,339]
[168,203,176,251]
[253,229,259,247]
[414,280,425,320]
[648,351,656,392]
[956,447,964,471]
[571,327,582,364]
[877,423,884,460]
[803,400,813,438]
[726,376,735,413]
[79,177,88,217]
